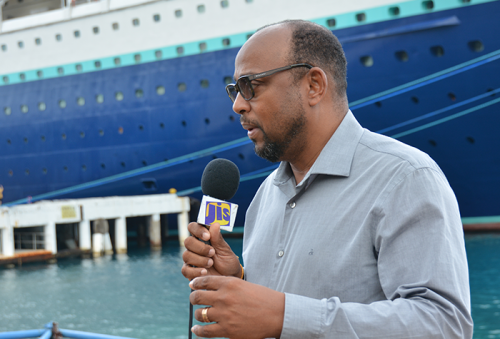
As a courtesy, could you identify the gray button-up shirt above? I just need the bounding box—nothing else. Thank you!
[242,111,472,338]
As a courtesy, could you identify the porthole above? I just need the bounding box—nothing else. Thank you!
[395,50,409,62]
[6,139,11,145]
[62,133,67,140]
[4,107,11,115]
[448,92,456,101]
[177,46,184,55]
[82,165,86,171]
[468,40,484,52]
[42,168,47,174]
[175,9,182,18]
[93,26,99,34]
[142,160,147,166]
[224,76,232,85]
[222,38,230,46]
[118,127,124,134]
[35,38,41,45]
[57,67,64,75]
[134,54,141,63]
[411,96,419,104]
[96,94,104,103]
[156,86,165,95]
[197,5,205,13]
[182,120,187,126]
[56,34,62,41]
[132,18,140,26]
[428,139,437,147]
[466,136,475,144]
[238,153,245,159]
[63,166,68,172]
[375,101,382,108]
[112,22,119,30]
[74,30,80,38]
[389,6,400,15]
[153,14,160,22]
[95,60,101,68]
[159,123,165,128]
[2,76,8,83]
[99,129,104,136]
[135,89,144,98]
[76,64,82,72]
[229,115,235,121]
[178,83,187,92]
[422,0,434,10]
[120,162,126,167]
[101,163,106,169]
[356,13,366,22]
[199,42,207,52]
[221,0,229,8]
[25,169,29,176]
[24,137,28,143]
[80,132,85,138]
[115,92,124,101]
[21,105,28,113]
[201,79,209,88]
[139,125,144,131]
[155,50,162,59]
[77,97,85,106]
[360,56,373,67]
[114,57,121,66]
[205,118,210,125]
[19,73,26,81]
[38,102,46,111]
[8,170,13,176]
[18,41,24,48]
[59,100,67,108]
[430,46,444,57]
[326,18,336,27]
[37,70,43,78]
[1,44,6,51]
[41,136,46,142]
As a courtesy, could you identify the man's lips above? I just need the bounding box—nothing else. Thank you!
[241,123,260,139]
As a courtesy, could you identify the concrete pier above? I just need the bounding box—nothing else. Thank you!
[149,214,161,250]
[115,217,127,254]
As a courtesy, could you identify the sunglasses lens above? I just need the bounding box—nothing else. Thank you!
[226,85,238,103]
[237,78,253,100]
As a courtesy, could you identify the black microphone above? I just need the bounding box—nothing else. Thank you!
[197,158,240,232]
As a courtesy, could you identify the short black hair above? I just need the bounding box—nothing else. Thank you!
[256,20,347,97]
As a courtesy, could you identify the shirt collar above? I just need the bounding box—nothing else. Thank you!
[274,110,364,187]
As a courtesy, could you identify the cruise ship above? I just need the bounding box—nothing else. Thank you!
[0,0,499,229]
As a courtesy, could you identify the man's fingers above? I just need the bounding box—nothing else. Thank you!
[184,236,215,257]
[187,222,211,241]
[181,264,208,280]
[194,306,219,324]
[189,289,218,306]
[191,323,225,338]
[189,275,227,291]
[182,250,214,268]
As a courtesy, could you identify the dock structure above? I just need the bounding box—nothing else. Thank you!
[0,194,190,262]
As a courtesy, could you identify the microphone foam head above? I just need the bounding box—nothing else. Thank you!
[201,158,240,201]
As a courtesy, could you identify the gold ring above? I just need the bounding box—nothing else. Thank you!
[201,307,210,323]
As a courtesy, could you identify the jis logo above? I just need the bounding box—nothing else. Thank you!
[205,202,231,226]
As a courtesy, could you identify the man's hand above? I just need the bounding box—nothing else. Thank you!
[182,222,241,280]
[189,276,285,339]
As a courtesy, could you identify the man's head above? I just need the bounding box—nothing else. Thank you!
[231,20,348,163]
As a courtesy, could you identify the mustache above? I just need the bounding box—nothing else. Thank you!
[240,116,262,129]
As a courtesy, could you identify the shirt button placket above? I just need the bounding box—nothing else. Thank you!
[290,201,296,209]
[278,250,284,257]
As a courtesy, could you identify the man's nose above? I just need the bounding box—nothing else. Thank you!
[232,92,250,115]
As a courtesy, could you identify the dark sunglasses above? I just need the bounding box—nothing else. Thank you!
[225,63,313,103]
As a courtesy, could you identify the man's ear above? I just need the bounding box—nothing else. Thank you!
[306,67,328,106]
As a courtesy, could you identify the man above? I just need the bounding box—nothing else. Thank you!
[182,20,473,338]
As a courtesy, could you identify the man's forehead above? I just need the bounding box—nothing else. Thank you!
[234,25,291,78]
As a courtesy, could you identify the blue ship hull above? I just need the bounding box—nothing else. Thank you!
[1,1,499,226]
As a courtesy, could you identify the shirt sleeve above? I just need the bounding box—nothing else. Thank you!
[280,168,473,339]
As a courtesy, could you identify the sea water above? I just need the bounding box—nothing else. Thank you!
[0,236,498,338]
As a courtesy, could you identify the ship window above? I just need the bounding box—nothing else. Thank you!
[101,163,106,169]
[21,105,28,113]
[159,123,165,128]
[62,133,67,140]
[139,125,144,131]
[395,50,409,62]
[35,38,41,45]
[199,42,207,52]
[224,76,232,85]
[57,67,64,75]
[2,76,8,83]
[43,168,47,174]
[93,26,99,34]
[19,73,26,81]
[178,83,187,92]
[229,115,235,121]
[448,92,456,101]
[121,162,126,167]
[222,38,230,46]
[153,14,160,22]
[412,96,419,104]
[205,118,210,125]
[221,0,229,8]
[63,166,68,171]
[99,129,104,136]
[197,5,205,13]
[466,136,475,144]
[8,170,13,176]
[112,22,119,30]
[74,30,80,38]
[118,127,124,134]
[76,64,82,72]
[177,46,184,55]
[115,92,124,101]
[430,45,444,57]
[80,132,85,138]
[96,94,104,103]
[326,18,336,27]
[182,120,187,126]
[134,54,141,63]
[428,139,437,147]
[135,89,144,98]
[18,41,24,48]
[4,107,11,115]
[41,136,46,141]
[1,44,6,51]
[56,34,62,41]
[25,170,29,176]
[156,86,165,95]
[175,9,182,18]
[360,56,373,67]
[24,138,28,144]
[77,97,85,106]
[37,70,43,78]
[468,40,484,52]
[356,13,366,22]
[201,79,209,88]
[114,57,121,66]
[95,60,101,68]
[155,50,162,59]
[7,139,11,145]
[59,100,67,108]
[389,6,400,16]
[132,18,140,26]
[422,1,434,10]
[38,102,46,111]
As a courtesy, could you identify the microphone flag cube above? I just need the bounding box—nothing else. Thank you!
[197,195,238,232]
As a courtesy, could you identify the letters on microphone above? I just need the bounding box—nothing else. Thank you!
[197,195,238,232]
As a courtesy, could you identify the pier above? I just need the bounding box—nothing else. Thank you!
[0,194,190,265]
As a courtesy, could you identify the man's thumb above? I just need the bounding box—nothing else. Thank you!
[209,223,227,249]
